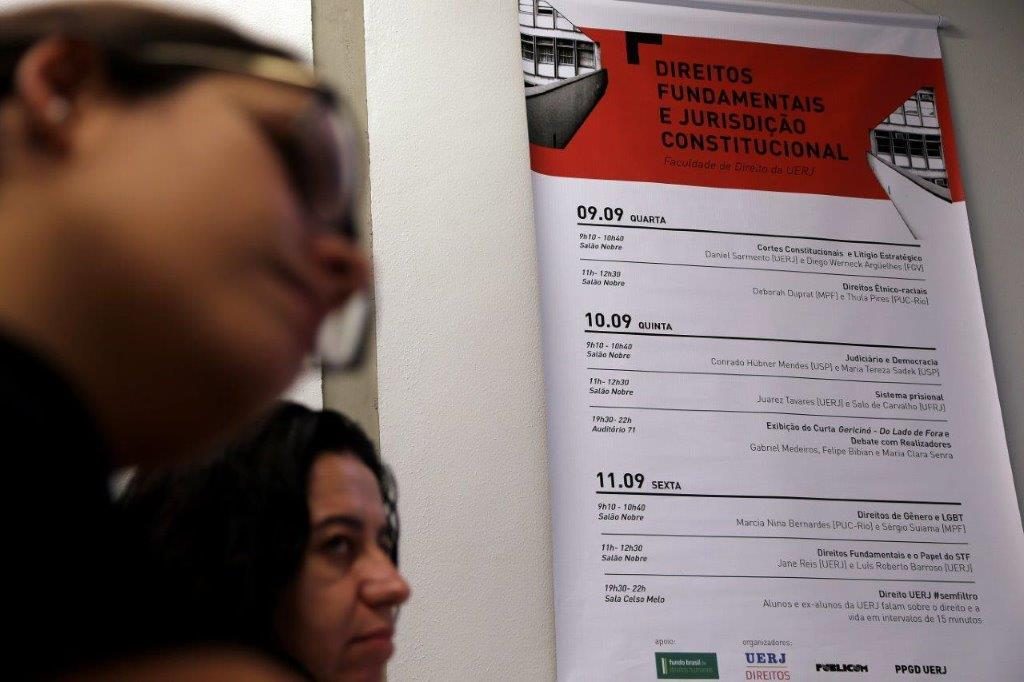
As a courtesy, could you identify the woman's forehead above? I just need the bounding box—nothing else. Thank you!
[307,452,385,523]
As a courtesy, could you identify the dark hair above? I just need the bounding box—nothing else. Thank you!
[0,1,296,99]
[119,402,398,665]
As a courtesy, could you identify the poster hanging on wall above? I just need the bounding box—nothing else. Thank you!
[519,0,1024,679]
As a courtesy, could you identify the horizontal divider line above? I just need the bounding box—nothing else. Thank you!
[590,404,948,423]
[604,573,974,584]
[594,491,961,506]
[578,222,921,248]
[600,533,968,546]
[586,367,941,387]
[580,257,926,282]
[585,329,935,351]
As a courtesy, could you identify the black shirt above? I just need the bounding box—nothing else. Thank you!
[1,331,137,677]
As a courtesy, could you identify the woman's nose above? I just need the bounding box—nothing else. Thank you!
[360,558,411,608]
[308,231,371,310]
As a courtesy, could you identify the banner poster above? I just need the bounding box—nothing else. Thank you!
[519,1,1024,679]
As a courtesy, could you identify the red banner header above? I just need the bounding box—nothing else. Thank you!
[529,30,963,202]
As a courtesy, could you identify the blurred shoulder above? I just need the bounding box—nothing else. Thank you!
[61,647,302,682]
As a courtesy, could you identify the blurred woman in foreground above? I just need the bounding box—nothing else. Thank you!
[1,2,369,675]
[121,403,411,682]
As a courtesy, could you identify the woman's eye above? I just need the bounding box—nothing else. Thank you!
[378,533,396,558]
[263,125,312,209]
[322,535,354,557]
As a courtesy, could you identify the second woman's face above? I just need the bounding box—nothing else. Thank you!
[275,453,410,682]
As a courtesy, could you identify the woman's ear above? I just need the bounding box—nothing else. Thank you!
[14,36,102,152]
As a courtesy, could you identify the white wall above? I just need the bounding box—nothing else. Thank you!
[360,2,554,679]
[359,1,1022,680]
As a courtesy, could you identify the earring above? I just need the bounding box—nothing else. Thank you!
[45,97,70,124]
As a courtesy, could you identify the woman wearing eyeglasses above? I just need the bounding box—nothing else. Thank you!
[121,402,411,682]
[0,3,370,678]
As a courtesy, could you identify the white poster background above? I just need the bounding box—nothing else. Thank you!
[529,2,1024,679]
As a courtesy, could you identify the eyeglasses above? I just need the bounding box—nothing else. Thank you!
[131,42,370,371]
[132,42,362,238]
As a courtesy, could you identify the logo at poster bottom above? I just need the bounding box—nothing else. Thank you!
[744,651,791,680]
[655,652,720,679]
[815,663,869,673]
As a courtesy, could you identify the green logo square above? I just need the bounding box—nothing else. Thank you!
[655,652,720,679]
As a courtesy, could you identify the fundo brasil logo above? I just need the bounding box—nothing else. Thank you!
[655,652,720,679]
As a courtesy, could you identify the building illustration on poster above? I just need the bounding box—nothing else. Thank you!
[518,1,608,149]
[869,87,950,198]
[868,87,952,238]
[518,0,601,86]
